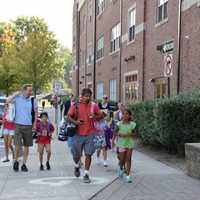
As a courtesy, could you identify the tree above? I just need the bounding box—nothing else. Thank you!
[13,16,48,44]
[17,31,64,96]
[0,22,16,56]
[57,46,72,87]
[0,46,23,96]
[12,17,64,96]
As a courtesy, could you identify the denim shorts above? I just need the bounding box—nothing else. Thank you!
[71,133,95,158]
[3,129,15,136]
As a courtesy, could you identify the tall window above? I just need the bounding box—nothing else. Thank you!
[96,83,104,100]
[96,36,104,60]
[128,8,136,42]
[124,73,138,103]
[157,0,168,23]
[109,80,117,101]
[111,23,120,53]
[97,0,105,16]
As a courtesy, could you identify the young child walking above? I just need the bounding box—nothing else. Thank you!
[0,103,15,162]
[112,109,136,183]
[94,112,109,167]
[36,112,54,171]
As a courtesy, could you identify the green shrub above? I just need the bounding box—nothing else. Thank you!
[129,100,160,145]
[129,90,200,154]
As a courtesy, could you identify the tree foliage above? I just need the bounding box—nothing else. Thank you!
[0,17,65,96]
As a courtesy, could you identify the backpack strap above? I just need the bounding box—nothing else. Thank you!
[31,97,35,124]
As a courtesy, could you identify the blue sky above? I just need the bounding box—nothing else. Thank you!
[0,0,73,49]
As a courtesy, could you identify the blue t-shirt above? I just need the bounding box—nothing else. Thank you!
[14,95,38,126]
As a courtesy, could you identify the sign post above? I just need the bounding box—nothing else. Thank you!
[53,81,62,135]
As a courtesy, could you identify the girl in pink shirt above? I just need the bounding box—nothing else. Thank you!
[1,103,15,162]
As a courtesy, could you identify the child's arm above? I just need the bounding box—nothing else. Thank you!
[112,124,119,148]
[49,124,55,136]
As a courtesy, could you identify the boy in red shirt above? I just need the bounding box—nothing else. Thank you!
[68,88,102,183]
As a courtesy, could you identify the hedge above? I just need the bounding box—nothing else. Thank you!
[129,90,200,154]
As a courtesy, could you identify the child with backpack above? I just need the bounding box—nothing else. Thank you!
[112,109,136,183]
[36,112,54,171]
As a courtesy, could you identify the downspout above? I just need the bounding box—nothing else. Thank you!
[77,3,80,96]
[93,0,97,99]
[142,0,147,101]
[85,2,88,88]
[177,0,182,94]
[119,0,123,102]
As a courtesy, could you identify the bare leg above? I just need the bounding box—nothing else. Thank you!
[38,144,44,165]
[85,155,92,171]
[14,145,20,161]
[45,144,51,162]
[102,148,107,161]
[96,149,101,158]
[8,136,14,159]
[118,152,126,170]
[125,149,133,175]
[3,135,9,160]
[23,146,29,164]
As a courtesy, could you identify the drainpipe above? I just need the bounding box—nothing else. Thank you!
[177,0,182,94]
[93,0,97,99]
[119,0,123,102]
[142,0,147,101]
[85,2,88,88]
[76,4,81,97]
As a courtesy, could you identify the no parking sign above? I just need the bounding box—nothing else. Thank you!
[164,54,173,77]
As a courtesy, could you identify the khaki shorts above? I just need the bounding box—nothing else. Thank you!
[14,124,33,147]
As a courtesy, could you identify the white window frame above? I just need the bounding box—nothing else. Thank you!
[109,79,117,101]
[157,0,168,23]
[97,0,105,16]
[128,7,136,42]
[96,36,104,60]
[124,71,139,103]
[110,23,121,53]
[96,83,104,100]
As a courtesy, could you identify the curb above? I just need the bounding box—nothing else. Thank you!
[88,176,119,200]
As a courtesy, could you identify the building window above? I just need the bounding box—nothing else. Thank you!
[128,8,136,42]
[97,0,105,16]
[87,46,93,65]
[87,83,92,89]
[97,36,104,60]
[124,73,138,103]
[157,0,168,23]
[111,23,120,53]
[88,55,92,64]
[96,83,104,100]
[155,80,167,98]
[109,80,117,101]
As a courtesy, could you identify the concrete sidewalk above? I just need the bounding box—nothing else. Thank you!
[1,139,200,200]
[92,151,200,200]
[0,138,118,200]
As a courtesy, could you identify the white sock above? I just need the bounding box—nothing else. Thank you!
[85,170,89,175]
[75,163,79,168]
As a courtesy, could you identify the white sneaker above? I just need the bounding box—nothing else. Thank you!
[103,160,108,167]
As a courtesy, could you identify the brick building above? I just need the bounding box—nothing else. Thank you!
[71,0,200,104]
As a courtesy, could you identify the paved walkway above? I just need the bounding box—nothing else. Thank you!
[92,151,200,200]
[0,139,118,200]
[0,108,200,200]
